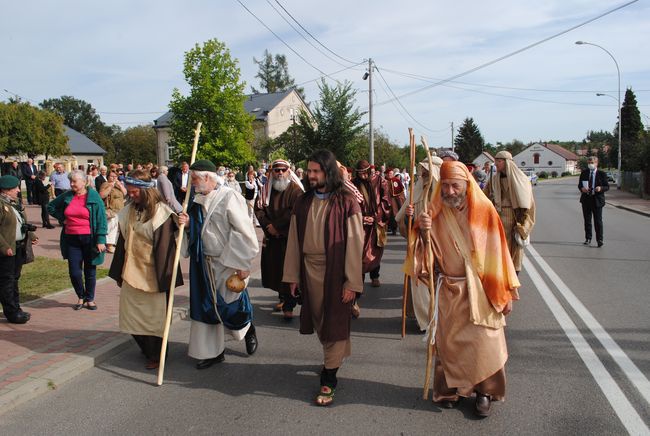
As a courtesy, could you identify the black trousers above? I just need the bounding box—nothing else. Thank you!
[25,180,35,204]
[0,244,26,317]
[132,335,164,362]
[581,198,604,242]
[40,202,51,226]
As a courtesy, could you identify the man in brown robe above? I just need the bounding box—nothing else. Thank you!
[385,168,406,236]
[283,149,364,407]
[352,159,390,290]
[484,150,536,273]
[109,170,183,370]
[255,159,304,319]
[415,161,519,417]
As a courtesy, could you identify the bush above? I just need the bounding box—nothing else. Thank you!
[538,171,549,179]
[551,171,558,178]
[561,171,572,177]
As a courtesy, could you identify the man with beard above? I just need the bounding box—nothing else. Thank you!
[255,159,304,319]
[396,157,443,332]
[352,160,390,290]
[108,170,183,369]
[178,160,259,369]
[484,151,535,274]
[413,161,519,417]
[283,149,364,406]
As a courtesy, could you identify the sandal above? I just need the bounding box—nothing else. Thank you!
[315,386,335,406]
[73,299,84,310]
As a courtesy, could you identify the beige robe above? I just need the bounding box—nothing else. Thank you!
[428,204,508,401]
[118,203,173,337]
[283,196,364,368]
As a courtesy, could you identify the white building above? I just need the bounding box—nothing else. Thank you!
[472,151,494,169]
[513,143,578,175]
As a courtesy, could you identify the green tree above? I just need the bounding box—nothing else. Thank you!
[40,96,103,137]
[0,101,68,158]
[614,88,644,170]
[295,79,366,162]
[112,125,157,164]
[251,49,305,99]
[169,39,255,167]
[454,117,484,162]
[504,139,526,156]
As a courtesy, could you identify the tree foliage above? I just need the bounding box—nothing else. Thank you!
[112,125,158,164]
[294,79,366,162]
[169,39,255,167]
[615,88,644,170]
[251,49,305,100]
[454,117,485,162]
[40,96,102,137]
[0,101,69,158]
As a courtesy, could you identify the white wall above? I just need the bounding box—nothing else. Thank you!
[513,144,575,175]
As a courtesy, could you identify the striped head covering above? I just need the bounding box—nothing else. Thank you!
[428,161,519,309]
[257,159,304,207]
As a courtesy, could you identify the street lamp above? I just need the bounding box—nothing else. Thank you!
[575,41,622,188]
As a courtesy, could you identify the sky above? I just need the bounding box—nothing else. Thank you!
[2,0,649,149]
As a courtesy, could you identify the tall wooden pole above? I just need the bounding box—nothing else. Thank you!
[156,122,202,386]
[401,128,416,337]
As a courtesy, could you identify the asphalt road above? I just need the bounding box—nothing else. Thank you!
[1,178,648,435]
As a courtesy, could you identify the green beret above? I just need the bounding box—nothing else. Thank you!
[189,159,216,173]
[0,175,20,190]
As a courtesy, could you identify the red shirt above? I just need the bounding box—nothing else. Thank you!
[64,194,91,235]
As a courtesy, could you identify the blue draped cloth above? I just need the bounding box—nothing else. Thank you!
[188,202,253,329]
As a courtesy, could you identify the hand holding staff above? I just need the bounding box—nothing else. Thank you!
[157,122,202,386]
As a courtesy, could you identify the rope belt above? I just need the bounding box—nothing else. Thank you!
[422,273,465,345]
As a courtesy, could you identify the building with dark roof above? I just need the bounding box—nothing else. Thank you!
[153,89,311,165]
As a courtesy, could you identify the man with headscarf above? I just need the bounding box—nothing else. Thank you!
[485,151,536,274]
[283,149,364,406]
[352,159,390,289]
[255,159,304,319]
[414,161,520,417]
[396,157,443,331]
[178,160,259,369]
[108,170,183,369]
[385,168,406,235]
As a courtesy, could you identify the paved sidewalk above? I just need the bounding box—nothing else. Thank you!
[0,204,261,415]
[604,186,650,217]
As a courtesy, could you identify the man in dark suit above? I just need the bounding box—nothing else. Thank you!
[7,161,23,206]
[94,165,108,192]
[22,158,38,205]
[579,156,609,247]
[171,161,191,204]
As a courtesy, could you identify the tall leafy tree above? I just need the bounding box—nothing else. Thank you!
[40,96,103,137]
[294,79,366,162]
[169,39,255,167]
[614,88,644,170]
[251,49,305,99]
[0,101,68,158]
[454,117,484,162]
[112,125,157,164]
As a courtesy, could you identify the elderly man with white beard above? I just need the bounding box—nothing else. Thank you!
[178,160,260,369]
[255,159,304,319]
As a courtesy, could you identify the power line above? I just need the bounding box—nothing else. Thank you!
[375,0,639,108]
[273,0,360,66]
[236,0,341,84]
[265,0,350,68]
[294,61,366,87]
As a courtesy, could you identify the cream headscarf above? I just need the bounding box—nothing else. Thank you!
[396,157,443,223]
[490,151,533,210]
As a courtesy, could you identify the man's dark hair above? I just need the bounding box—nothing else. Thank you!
[308,149,344,195]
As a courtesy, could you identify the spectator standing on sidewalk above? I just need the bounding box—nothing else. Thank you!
[99,170,127,253]
[50,163,71,197]
[23,158,38,205]
[34,171,54,228]
[244,170,258,224]
[48,170,107,311]
[0,175,37,324]
[156,166,182,213]
[108,169,183,370]
[283,149,364,406]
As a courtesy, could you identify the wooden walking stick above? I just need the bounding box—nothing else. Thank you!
[157,121,202,386]
[420,136,437,400]
[401,128,416,337]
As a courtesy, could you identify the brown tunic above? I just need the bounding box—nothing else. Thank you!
[429,204,508,401]
[283,191,364,367]
[353,175,390,273]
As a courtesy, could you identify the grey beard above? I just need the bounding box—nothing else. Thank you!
[442,192,465,209]
[272,177,290,192]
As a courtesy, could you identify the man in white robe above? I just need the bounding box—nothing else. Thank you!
[179,160,260,369]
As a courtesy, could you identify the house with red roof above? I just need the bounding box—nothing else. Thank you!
[513,143,579,175]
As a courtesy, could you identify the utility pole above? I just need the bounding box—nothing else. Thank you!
[364,58,374,165]
[451,121,454,151]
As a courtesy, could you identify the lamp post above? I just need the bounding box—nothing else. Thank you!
[363,59,374,165]
[576,41,622,188]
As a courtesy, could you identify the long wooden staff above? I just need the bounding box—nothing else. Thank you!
[420,136,437,400]
[157,122,202,386]
[401,128,416,337]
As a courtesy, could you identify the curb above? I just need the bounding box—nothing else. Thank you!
[0,306,188,416]
[606,201,650,218]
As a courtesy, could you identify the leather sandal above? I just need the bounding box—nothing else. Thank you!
[315,386,335,406]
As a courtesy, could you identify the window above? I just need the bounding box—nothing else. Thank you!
[548,161,553,166]
[521,161,526,166]
[533,153,540,164]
